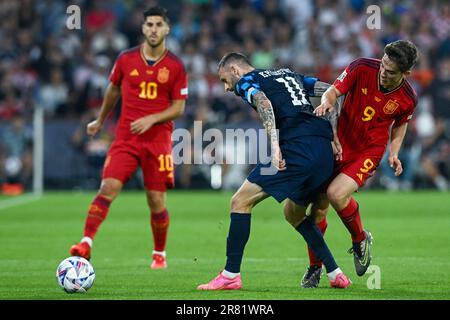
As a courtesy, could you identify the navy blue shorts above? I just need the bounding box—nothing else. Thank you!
[247,136,333,206]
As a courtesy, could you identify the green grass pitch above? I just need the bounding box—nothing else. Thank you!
[0,190,449,300]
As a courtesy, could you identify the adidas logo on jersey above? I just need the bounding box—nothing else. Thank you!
[130,69,139,76]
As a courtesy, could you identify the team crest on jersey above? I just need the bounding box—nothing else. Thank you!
[383,99,399,114]
[157,67,170,83]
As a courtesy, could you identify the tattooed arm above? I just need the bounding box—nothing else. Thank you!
[313,81,344,160]
[253,91,286,171]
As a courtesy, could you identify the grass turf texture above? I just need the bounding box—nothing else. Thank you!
[0,191,449,300]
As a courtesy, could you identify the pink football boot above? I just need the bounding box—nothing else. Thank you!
[329,272,352,289]
[197,272,242,290]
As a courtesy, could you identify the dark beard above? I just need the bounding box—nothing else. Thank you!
[146,37,164,48]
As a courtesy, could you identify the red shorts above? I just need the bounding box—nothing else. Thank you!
[334,153,382,187]
[102,139,174,191]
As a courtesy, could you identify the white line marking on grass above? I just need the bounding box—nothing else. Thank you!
[0,194,42,211]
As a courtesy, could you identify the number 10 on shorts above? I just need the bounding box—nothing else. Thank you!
[158,154,174,172]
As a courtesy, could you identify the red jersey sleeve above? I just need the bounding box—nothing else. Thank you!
[333,59,361,95]
[393,102,416,127]
[109,54,124,86]
[170,64,188,100]
[394,82,418,127]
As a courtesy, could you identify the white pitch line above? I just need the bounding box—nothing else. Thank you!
[0,194,42,211]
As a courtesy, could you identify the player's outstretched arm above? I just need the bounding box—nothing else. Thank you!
[312,81,342,132]
[253,91,286,171]
[87,83,121,137]
[313,85,342,117]
[312,81,332,97]
[389,122,408,176]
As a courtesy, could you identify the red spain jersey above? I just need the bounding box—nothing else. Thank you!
[109,45,188,142]
[333,58,417,158]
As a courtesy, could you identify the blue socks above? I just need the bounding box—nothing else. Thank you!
[225,213,251,273]
[296,218,338,273]
[223,213,338,274]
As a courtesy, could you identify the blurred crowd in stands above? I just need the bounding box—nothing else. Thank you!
[0,0,449,193]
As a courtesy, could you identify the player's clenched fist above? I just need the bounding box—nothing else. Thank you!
[272,147,287,171]
[86,120,103,137]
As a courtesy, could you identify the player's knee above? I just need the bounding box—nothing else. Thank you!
[230,193,251,212]
[283,208,295,226]
[230,193,242,211]
[98,180,121,201]
[148,200,165,213]
[326,185,346,204]
[283,205,302,227]
[146,192,166,212]
[284,213,303,228]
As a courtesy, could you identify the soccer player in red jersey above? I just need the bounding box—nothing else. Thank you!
[70,6,188,269]
[300,40,419,287]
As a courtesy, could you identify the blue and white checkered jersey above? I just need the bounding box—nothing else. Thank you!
[234,68,333,142]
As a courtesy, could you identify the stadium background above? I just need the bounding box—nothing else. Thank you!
[0,0,449,193]
[0,0,449,301]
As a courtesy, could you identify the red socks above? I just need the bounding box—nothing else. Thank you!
[151,209,170,252]
[83,196,170,253]
[83,195,111,239]
[307,218,328,266]
[307,197,366,266]
[337,197,366,243]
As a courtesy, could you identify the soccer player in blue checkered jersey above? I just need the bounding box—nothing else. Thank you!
[197,53,351,290]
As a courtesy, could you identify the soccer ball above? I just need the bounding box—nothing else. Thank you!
[56,256,95,293]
